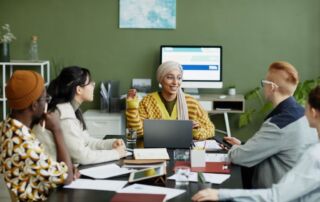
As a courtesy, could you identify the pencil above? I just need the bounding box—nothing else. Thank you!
[42,103,48,132]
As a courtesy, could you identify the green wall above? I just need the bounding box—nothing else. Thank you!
[1,0,320,140]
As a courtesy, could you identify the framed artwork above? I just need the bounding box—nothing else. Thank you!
[119,0,176,29]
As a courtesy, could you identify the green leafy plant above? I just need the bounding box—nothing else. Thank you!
[238,76,320,128]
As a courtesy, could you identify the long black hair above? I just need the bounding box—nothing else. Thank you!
[48,66,91,129]
[308,85,320,111]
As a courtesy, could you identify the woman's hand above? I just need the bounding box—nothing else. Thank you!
[192,121,200,129]
[192,188,219,201]
[112,139,125,149]
[127,89,137,100]
[115,146,126,158]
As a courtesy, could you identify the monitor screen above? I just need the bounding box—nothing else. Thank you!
[160,45,223,89]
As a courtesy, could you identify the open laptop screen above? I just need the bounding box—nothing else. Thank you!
[143,119,193,149]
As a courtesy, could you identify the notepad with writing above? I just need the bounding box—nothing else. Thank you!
[174,161,231,174]
[134,148,170,160]
[110,193,166,202]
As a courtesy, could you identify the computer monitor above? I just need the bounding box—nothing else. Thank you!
[160,45,223,93]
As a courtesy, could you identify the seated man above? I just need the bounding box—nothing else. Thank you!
[223,61,318,188]
[0,70,76,201]
[126,61,214,140]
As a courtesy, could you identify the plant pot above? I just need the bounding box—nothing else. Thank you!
[0,42,10,62]
[228,88,236,96]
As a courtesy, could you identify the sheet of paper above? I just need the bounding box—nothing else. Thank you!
[134,148,170,160]
[80,163,132,179]
[118,183,185,201]
[206,153,228,162]
[168,172,230,184]
[194,140,221,151]
[64,179,127,191]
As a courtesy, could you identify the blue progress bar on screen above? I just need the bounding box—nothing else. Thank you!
[182,65,219,70]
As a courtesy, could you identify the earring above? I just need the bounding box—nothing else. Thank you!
[158,83,162,88]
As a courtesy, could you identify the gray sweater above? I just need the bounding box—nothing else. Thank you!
[219,142,320,202]
[228,97,318,188]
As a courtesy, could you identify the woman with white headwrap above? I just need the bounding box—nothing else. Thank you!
[126,61,214,140]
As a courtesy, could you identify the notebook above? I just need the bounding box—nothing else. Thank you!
[143,119,193,149]
[110,193,166,202]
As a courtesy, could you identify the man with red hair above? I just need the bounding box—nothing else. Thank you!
[221,61,317,188]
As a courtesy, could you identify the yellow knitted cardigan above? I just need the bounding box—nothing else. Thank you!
[126,92,215,140]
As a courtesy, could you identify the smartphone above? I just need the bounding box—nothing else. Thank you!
[213,135,232,149]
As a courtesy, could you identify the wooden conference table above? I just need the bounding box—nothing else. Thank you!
[47,137,243,202]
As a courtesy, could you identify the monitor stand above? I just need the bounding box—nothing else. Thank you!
[183,88,200,99]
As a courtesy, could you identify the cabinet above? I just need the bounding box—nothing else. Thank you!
[198,94,245,137]
[0,60,50,119]
[83,110,125,139]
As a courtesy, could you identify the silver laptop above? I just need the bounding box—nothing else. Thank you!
[143,119,193,149]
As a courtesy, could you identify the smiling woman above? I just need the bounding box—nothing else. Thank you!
[126,61,215,140]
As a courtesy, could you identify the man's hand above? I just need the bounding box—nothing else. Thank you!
[44,112,61,133]
[224,136,241,146]
[192,188,219,201]
[73,165,81,180]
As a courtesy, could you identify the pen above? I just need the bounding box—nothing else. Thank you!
[203,140,207,150]
[42,103,48,132]
[190,141,196,149]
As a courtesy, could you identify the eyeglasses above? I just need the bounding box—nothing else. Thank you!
[261,80,279,88]
[39,95,52,103]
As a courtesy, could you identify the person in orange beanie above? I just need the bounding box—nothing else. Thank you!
[0,70,77,201]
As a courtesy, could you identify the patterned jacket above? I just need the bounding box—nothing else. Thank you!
[0,118,68,201]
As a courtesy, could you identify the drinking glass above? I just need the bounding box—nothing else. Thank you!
[174,166,190,186]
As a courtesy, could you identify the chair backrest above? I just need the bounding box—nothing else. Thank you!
[8,188,18,202]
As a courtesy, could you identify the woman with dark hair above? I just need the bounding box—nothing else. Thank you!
[34,66,126,165]
[192,85,320,202]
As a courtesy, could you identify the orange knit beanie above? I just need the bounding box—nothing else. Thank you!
[5,70,44,110]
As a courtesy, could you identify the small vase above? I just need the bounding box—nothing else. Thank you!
[0,42,10,62]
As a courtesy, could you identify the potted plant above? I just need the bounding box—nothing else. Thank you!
[0,24,16,62]
[228,85,236,96]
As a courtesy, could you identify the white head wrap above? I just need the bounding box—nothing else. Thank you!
[156,61,189,120]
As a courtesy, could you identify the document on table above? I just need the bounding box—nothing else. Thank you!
[194,140,221,151]
[64,179,127,191]
[126,151,133,156]
[206,153,228,162]
[168,172,230,184]
[134,148,170,160]
[80,163,132,179]
[118,184,185,201]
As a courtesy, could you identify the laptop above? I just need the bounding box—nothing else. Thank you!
[143,119,193,149]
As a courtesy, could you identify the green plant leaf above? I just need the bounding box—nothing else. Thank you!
[259,102,273,114]
[238,109,255,128]
[244,87,261,100]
